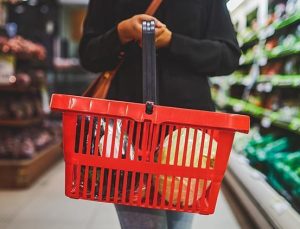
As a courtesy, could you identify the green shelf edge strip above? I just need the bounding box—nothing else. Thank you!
[230,75,300,87]
[240,12,300,48]
[222,97,300,135]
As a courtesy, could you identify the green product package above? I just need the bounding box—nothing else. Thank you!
[268,152,300,202]
[244,134,274,158]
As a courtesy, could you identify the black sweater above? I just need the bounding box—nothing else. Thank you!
[79,0,240,111]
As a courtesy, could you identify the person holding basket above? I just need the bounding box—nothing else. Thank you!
[79,0,240,228]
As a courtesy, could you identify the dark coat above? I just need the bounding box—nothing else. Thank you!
[79,0,240,111]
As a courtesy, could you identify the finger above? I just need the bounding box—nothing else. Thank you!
[155,28,165,38]
[137,14,166,28]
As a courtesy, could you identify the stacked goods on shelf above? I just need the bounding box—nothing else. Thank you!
[233,128,300,212]
[0,121,61,160]
[0,28,61,188]
[240,0,300,66]
[212,0,300,215]
[0,35,46,60]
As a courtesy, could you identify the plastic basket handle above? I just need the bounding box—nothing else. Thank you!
[142,21,157,105]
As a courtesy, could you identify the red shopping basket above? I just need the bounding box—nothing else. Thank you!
[50,21,250,215]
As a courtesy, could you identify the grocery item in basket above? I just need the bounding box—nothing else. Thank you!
[158,128,217,206]
[78,118,137,200]
[98,119,134,160]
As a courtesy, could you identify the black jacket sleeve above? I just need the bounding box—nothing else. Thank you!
[79,0,122,73]
[168,0,241,76]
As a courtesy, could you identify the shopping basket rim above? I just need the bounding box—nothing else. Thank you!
[50,94,250,134]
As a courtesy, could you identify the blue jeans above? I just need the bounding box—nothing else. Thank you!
[115,205,194,229]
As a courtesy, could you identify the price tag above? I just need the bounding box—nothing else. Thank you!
[233,103,244,112]
[264,82,273,93]
[0,54,15,85]
[258,57,268,66]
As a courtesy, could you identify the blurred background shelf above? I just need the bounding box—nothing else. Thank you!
[0,142,62,189]
[0,117,44,127]
[217,96,300,135]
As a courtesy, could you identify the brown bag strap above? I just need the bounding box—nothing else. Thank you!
[83,0,163,98]
[145,0,163,15]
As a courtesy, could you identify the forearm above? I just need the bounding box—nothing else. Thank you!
[169,33,241,76]
[79,27,123,73]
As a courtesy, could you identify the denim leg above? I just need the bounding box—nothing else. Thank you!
[166,211,194,229]
[115,205,168,229]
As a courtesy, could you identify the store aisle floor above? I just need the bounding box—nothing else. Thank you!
[0,160,240,229]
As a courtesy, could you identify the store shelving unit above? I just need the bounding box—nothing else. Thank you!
[215,96,300,135]
[214,0,300,227]
[229,74,300,87]
[0,22,62,188]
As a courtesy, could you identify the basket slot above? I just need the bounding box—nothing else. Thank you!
[141,122,151,162]
[200,179,210,211]
[109,119,118,158]
[105,169,113,201]
[134,122,142,161]
[152,171,160,208]
[98,167,105,201]
[101,118,109,158]
[121,170,129,203]
[83,166,92,198]
[90,117,99,155]
[113,170,121,202]
[79,165,85,196]
[77,116,86,154]
[129,172,137,205]
[157,124,167,165]
[70,164,80,196]
[197,129,207,169]
[160,174,168,209]
[165,125,175,166]
[137,172,145,205]
[183,178,192,211]
[144,173,153,207]
[74,116,81,153]
[117,120,128,160]
[172,127,181,166]
[190,128,198,168]
[149,124,159,163]
[175,176,184,210]
[181,127,190,167]
[167,176,176,209]
[82,117,90,154]
[93,167,101,199]
[93,117,102,157]
[125,120,135,160]
[86,117,94,155]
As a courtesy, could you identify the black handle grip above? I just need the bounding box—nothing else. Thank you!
[142,20,157,104]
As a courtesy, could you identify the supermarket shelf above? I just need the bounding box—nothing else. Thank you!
[220,97,300,135]
[240,12,300,49]
[0,117,43,127]
[229,75,300,88]
[240,46,300,67]
[225,153,300,229]
[241,35,259,50]
[0,142,62,189]
[274,12,300,31]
